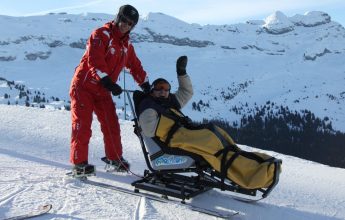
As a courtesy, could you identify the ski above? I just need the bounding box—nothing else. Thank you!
[3,204,52,220]
[66,171,95,180]
[232,194,263,203]
[82,178,239,219]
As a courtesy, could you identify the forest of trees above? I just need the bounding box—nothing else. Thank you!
[203,105,345,168]
[1,77,69,110]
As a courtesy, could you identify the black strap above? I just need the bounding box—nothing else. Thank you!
[220,151,241,189]
[239,151,276,164]
[205,123,241,190]
[219,148,231,190]
[157,109,189,146]
[164,122,181,146]
[262,159,282,198]
[149,150,165,161]
[164,109,190,126]
[207,124,238,152]
[217,150,278,190]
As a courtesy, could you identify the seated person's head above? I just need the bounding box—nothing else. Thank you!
[151,78,170,99]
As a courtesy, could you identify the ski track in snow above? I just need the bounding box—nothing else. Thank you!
[0,105,345,219]
[0,185,31,207]
[133,197,162,220]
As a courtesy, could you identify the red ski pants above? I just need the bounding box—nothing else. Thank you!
[69,85,122,165]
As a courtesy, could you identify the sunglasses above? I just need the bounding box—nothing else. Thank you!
[119,15,134,27]
[153,82,170,92]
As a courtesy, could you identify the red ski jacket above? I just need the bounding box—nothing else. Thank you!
[71,22,148,95]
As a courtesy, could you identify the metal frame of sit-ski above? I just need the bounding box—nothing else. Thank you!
[125,90,281,203]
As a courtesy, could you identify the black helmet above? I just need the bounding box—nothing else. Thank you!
[116,5,139,26]
[151,78,171,92]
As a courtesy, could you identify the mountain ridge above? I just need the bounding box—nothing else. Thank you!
[0,10,344,133]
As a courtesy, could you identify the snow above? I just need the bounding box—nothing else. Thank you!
[1,104,345,219]
[290,11,331,27]
[0,9,345,219]
[263,11,295,34]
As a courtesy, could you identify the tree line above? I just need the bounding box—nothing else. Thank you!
[202,105,345,168]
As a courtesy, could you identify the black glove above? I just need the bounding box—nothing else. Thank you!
[140,81,151,94]
[100,76,122,96]
[100,75,114,90]
[110,83,122,96]
[176,56,188,76]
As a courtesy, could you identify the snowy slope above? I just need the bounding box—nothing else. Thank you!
[0,105,344,220]
[0,11,345,131]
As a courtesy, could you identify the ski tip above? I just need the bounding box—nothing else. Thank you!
[40,204,53,211]
[3,204,53,220]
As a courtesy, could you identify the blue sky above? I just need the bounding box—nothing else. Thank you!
[1,0,345,26]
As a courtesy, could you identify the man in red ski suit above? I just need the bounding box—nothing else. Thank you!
[69,5,150,175]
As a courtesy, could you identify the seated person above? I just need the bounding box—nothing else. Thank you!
[137,56,281,190]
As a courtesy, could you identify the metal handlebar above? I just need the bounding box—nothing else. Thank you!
[123,89,136,93]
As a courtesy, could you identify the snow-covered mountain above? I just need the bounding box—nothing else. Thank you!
[1,11,344,219]
[1,104,345,219]
[1,11,345,131]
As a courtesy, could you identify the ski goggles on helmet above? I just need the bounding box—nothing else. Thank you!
[153,81,170,92]
[119,15,134,27]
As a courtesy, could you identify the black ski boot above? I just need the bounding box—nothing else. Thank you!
[72,162,95,178]
[101,157,130,172]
